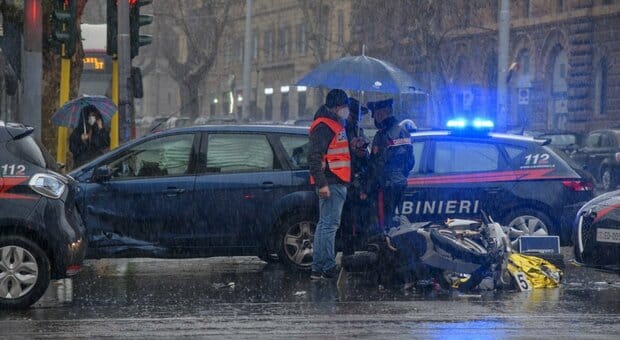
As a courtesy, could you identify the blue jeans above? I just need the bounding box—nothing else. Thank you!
[313,183,347,273]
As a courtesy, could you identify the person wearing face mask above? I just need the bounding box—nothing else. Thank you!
[339,97,372,256]
[69,105,110,168]
[308,89,351,280]
[364,98,414,235]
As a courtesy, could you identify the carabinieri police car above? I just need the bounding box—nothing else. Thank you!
[402,118,594,245]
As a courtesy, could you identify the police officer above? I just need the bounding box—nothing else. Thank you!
[364,98,414,232]
[340,98,371,255]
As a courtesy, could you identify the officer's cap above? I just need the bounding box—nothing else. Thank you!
[367,98,393,117]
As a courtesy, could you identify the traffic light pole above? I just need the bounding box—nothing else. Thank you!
[110,60,119,149]
[118,0,131,143]
[23,0,42,141]
[56,57,70,164]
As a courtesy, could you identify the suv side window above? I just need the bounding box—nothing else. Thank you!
[410,141,424,174]
[600,133,614,148]
[106,133,195,179]
[280,135,309,170]
[205,133,280,173]
[433,141,499,173]
[504,145,527,162]
[584,133,601,148]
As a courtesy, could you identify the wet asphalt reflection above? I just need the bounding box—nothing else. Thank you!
[0,250,618,338]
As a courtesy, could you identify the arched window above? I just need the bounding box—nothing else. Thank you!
[594,58,608,115]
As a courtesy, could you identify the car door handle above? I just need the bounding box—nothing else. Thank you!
[484,187,501,194]
[262,181,275,189]
[163,188,185,197]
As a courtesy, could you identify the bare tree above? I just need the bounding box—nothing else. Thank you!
[157,0,235,118]
[1,0,87,155]
[352,0,495,124]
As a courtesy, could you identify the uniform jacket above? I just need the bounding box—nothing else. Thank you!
[366,116,414,192]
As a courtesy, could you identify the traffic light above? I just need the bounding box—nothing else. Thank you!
[106,0,118,56]
[130,0,153,59]
[51,0,77,58]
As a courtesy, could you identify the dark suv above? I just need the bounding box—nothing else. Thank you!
[70,125,316,270]
[571,129,620,191]
[404,128,594,244]
[0,121,86,309]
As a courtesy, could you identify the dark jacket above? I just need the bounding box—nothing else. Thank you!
[308,105,349,188]
[346,121,369,193]
[366,116,414,192]
[69,119,110,167]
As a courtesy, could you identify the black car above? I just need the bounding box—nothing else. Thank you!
[70,125,317,270]
[404,126,594,245]
[573,190,620,273]
[0,121,86,309]
[539,131,584,155]
[570,129,620,192]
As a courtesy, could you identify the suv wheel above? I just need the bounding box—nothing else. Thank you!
[276,211,317,271]
[503,209,551,247]
[600,167,617,192]
[0,236,51,309]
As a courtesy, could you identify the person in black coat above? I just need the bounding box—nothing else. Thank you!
[69,105,110,167]
[340,98,372,255]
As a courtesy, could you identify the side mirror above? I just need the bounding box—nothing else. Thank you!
[92,165,113,182]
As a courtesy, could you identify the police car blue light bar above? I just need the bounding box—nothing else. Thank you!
[446,118,494,130]
[446,118,467,128]
[472,118,494,129]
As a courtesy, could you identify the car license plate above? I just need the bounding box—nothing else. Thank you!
[596,228,620,244]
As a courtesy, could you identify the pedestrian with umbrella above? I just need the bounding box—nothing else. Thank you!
[51,95,116,168]
[69,105,110,167]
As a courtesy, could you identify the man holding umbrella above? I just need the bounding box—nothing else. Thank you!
[340,98,371,256]
[308,89,351,280]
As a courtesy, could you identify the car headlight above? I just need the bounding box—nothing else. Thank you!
[29,173,66,199]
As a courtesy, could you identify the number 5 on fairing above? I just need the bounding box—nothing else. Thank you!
[512,271,532,291]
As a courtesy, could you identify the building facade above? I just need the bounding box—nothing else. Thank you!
[204,0,354,122]
[442,0,620,132]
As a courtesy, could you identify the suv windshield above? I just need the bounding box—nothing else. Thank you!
[6,136,59,171]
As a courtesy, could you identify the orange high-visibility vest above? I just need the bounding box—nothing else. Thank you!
[309,117,351,184]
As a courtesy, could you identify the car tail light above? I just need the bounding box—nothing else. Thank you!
[562,180,594,191]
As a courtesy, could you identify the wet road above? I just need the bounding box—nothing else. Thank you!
[1,250,618,339]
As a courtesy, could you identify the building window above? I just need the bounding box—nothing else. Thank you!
[298,90,307,116]
[235,38,244,63]
[280,93,289,121]
[337,10,344,45]
[296,23,307,55]
[224,40,231,66]
[265,94,273,120]
[521,0,531,18]
[279,26,291,58]
[253,33,259,60]
[264,29,274,62]
[556,0,565,12]
[594,58,608,115]
[518,49,530,74]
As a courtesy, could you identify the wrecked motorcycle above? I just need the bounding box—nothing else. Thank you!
[342,213,520,291]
